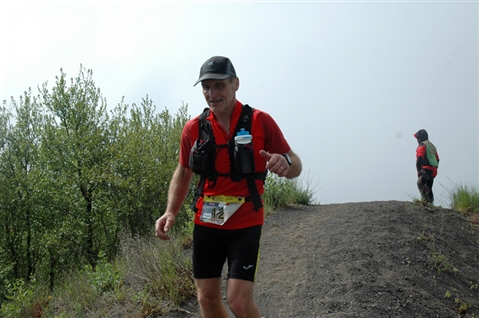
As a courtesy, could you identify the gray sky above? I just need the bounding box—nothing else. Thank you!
[1,1,477,205]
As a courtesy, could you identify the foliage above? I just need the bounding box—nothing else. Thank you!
[0,89,46,296]
[447,182,479,214]
[0,66,191,310]
[263,173,316,213]
[455,298,471,315]
[107,97,189,239]
[84,252,122,295]
[431,251,457,273]
[0,277,49,318]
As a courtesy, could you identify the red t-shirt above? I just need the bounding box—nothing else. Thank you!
[179,100,291,229]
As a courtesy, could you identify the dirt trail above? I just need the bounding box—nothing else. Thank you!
[164,201,479,318]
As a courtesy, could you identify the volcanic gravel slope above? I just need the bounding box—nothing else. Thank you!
[162,201,479,318]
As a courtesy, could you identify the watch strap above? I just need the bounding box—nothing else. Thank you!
[281,153,292,166]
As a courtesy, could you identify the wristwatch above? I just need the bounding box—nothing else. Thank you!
[281,153,292,166]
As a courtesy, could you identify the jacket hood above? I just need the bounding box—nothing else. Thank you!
[414,129,428,143]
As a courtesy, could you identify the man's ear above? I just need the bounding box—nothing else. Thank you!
[234,77,240,91]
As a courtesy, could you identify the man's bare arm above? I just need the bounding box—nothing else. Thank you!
[285,149,302,179]
[155,164,194,240]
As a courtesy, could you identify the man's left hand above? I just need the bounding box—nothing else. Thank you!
[260,150,290,177]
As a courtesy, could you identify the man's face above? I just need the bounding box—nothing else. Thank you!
[201,77,239,114]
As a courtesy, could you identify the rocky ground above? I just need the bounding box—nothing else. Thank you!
[162,201,479,318]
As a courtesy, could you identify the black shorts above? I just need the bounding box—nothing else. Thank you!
[193,224,262,282]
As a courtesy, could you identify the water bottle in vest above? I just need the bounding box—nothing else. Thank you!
[234,128,254,174]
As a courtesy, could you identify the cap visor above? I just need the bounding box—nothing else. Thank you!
[194,73,232,86]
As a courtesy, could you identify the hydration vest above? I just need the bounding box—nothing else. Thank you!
[189,104,266,212]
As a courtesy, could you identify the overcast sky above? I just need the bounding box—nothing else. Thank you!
[1,1,477,206]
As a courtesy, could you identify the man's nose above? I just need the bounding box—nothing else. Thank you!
[207,87,217,97]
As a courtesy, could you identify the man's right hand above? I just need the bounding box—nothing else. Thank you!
[155,213,176,240]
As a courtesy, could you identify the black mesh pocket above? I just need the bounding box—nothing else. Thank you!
[189,139,211,175]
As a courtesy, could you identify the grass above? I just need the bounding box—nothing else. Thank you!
[431,251,457,273]
[446,182,479,226]
[447,182,479,214]
[3,234,196,318]
[263,172,318,215]
[445,291,473,315]
[412,197,434,209]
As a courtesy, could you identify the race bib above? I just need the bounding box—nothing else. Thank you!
[200,195,245,225]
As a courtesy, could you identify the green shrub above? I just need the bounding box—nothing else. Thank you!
[0,277,49,318]
[85,252,122,295]
[291,174,318,205]
[263,174,296,210]
[42,252,124,317]
[263,173,317,212]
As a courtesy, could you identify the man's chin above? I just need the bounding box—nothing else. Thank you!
[208,101,222,107]
[208,103,224,111]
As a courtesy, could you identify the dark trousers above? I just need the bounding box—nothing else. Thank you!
[417,170,434,203]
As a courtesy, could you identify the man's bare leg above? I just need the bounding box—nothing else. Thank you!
[195,278,229,318]
[226,278,260,318]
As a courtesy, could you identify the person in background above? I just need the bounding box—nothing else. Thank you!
[155,56,302,318]
[414,129,439,204]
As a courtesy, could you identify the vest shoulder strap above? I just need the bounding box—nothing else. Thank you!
[190,104,264,212]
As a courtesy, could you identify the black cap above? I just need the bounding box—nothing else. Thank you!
[194,56,237,86]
